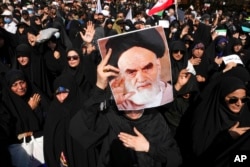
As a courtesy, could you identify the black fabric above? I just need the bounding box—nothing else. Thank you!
[15,43,32,57]
[169,40,188,84]
[44,73,97,167]
[179,76,250,167]
[193,22,211,48]
[1,69,49,144]
[69,86,182,167]
[0,102,12,166]
[21,42,52,98]
[163,74,199,136]
[30,15,43,33]
[0,28,16,68]
[63,48,96,99]
[43,38,67,92]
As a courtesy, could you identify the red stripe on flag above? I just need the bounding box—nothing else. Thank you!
[148,0,174,16]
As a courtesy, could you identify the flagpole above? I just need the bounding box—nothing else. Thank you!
[175,0,178,20]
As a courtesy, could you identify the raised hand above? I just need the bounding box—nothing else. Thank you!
[80,21,95,43]
[96,48,119,90]
[175,69,191,91]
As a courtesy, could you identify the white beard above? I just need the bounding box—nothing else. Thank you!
[125,79,160,105]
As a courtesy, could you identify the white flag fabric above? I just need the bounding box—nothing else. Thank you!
[96,0,102,14]
[125,8,133,21]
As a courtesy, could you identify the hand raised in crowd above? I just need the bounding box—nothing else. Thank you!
[189,57,201,66]
[229,121,250,139]
[28,93,41,110]
[110,76,135,105]
[53,50,61,59]
[80,21,95,43]
[96,48,119,90]
[180,26,189,38]
[118,127,150,152]
[175,69,191,91]
[211,30,218,41]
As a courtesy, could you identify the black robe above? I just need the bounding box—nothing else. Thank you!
[44,73,97,167]
[63,54,96,100]
[69,87,182,167]
[177,76,250,167]
[1,70,50,144]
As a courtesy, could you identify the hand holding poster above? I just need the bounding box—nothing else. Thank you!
[98,27,173,110]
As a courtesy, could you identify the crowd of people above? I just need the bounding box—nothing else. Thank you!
[0,0,250,166]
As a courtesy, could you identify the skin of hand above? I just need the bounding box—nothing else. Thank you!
[228,121,250,139]
[54,50,60,59]
[196,75,206,82]
[80,21,95,43]
[232,32,239,39]
[60,152,68,167]
[96,48,120,90]
[222,62,237,73]
[180,26,189,38]
[174,69,191,91]
[214,56,223,65]
[211,31,218,41]
[28,93,41,110]
[189,57,201,65]
[110,76,135,105]
[118,127,150,152]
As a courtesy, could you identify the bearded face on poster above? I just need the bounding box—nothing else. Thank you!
[98,26,173,110]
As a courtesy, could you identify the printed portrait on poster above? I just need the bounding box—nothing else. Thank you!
[98,26,173,110]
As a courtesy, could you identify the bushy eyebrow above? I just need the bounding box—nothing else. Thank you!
[125,62,153,74]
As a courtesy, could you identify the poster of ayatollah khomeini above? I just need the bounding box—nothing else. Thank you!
[98,26,173,111]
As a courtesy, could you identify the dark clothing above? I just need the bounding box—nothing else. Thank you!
[1,71,50,145]
[0,102,12,167]
[44,74,97,167]
[169,40,188,84]
[70,86,182,167]
[63,55,96,99]
[193,22,211,48]
[43,42,67,92]
[176,76,250,167]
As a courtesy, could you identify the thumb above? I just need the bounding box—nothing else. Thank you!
[233,121,240,128]
[133,127,141,136]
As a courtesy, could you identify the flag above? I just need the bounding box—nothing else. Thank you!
[125,8,132,21]
[96,0,102,14]
[148,0,174,16]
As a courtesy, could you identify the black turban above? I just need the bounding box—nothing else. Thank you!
[105,28,165,67]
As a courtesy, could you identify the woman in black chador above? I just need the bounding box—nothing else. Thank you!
[178,76,250,167]
[44,73,97,167]
[69,52,183,167]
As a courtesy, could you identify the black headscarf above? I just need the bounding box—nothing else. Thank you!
[63,48,96,98]
[190,76,250,158]
[1,70,48,143]
[169,40,188,84]
[44,73,96,167]
[30,15,43,33]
